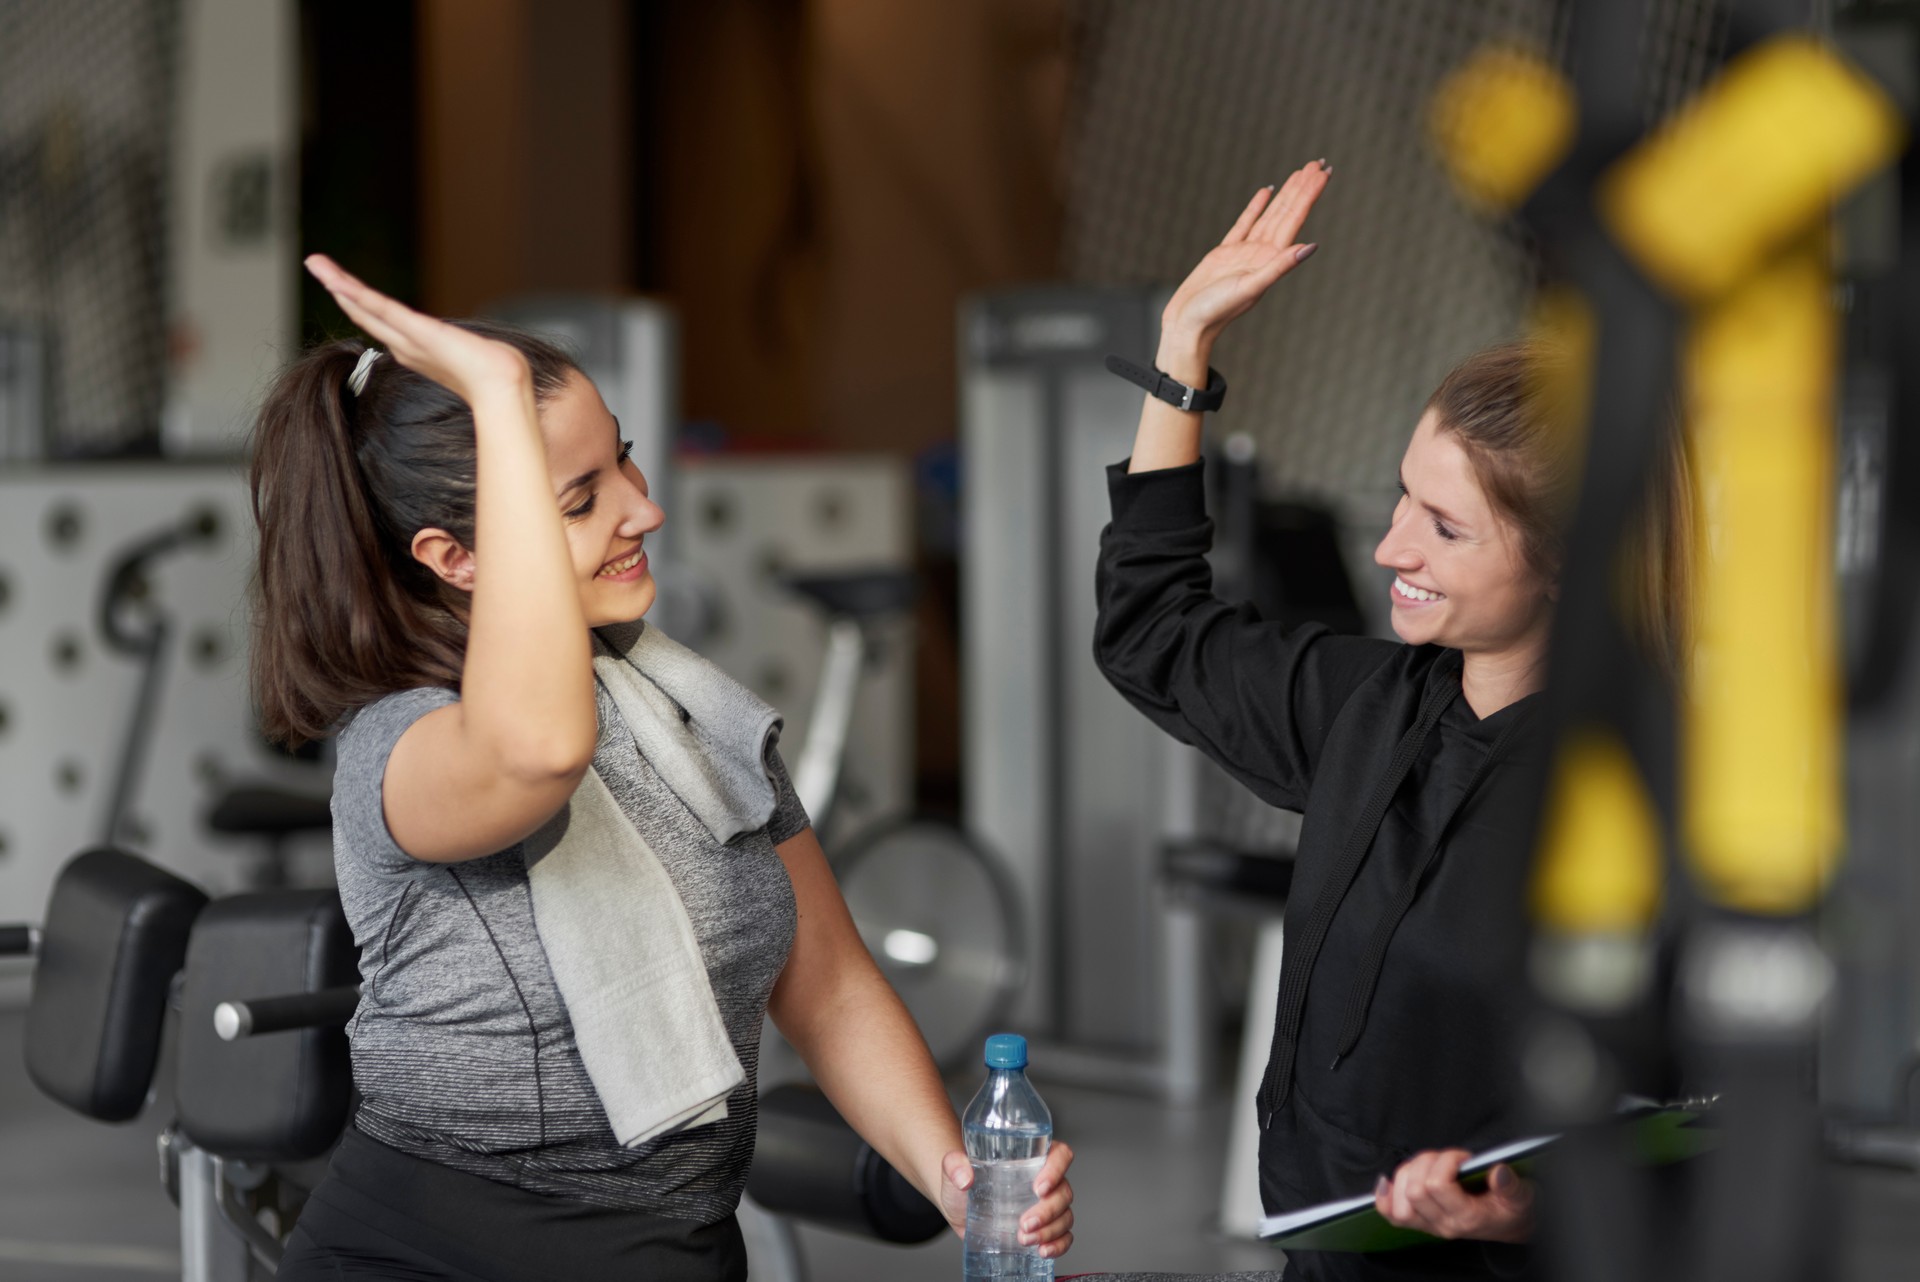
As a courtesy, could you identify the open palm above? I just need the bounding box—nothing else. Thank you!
[304,254,532,406]
[1164,160,1331,344]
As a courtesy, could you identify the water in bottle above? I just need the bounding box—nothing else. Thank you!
[962,1033,1053,1281]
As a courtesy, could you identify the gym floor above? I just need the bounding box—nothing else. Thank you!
[4,1005,1920,1281]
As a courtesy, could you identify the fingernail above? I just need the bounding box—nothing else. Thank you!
[1296,243,1319,262]
[1375,1176,1389,1196]
[1317,157,1330,170]
[1492,1165,1514,1192]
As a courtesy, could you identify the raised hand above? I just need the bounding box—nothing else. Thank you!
[1127,159,1330,473]
[304,254,532,408]
[1161,159,1331,349]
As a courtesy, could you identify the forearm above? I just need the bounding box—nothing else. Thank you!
[1126,324,1215,473]
[461,381,596,775]
[782,959,961,1203]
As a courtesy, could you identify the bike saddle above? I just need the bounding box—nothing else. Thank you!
[780,569,919,620]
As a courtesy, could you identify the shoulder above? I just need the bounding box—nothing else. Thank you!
[338,686,461,757]
[1291,631,1414,702]
[333,686,463,882]
[1309,640,1448,729]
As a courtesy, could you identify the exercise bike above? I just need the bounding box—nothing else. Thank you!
[779,568,1028,1074]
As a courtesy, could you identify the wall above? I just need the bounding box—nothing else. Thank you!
[416,0,633,317]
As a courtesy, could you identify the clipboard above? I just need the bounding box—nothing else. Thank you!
[1257,1106,1718,1253]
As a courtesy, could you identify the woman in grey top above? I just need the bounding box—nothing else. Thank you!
[253,257,1076,1281]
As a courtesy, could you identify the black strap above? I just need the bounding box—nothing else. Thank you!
[1255,655,1463,1126]
[1104,354,1228,413]
[1326,706,1535,1069]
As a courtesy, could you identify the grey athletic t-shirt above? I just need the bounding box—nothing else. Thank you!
[329,681,808,1221]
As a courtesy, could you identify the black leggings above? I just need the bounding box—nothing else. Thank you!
[277,1127,745,1282]
[279,1202,486,1282]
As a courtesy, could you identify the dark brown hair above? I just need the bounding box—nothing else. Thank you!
[1427,340,1695,676]
[248,322,580,746]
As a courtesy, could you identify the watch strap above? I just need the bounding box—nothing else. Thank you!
[1104,354,1228,413]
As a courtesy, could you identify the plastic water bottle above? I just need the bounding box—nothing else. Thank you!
[962,1033,1053,1281]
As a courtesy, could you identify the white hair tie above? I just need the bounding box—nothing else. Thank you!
[347,348,383,397]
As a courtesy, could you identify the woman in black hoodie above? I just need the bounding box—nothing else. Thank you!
[1092,160,1690,1281]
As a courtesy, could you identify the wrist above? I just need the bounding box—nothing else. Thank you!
[468,379,538,426]
[932,1123,968,1192]
[926,1155,955,1200]
[1154,328,1214,386]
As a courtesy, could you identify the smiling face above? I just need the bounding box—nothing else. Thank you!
[541,370,665,627]
[1373,409,1555,661]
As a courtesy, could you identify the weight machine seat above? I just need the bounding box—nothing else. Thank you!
[781,569,919,621]
[748,1083,947,1244]
[25,848,208,1121]
[176,890,359,1161]
[206,784,334,837]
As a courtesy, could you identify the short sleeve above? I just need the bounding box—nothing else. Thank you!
[763,745,811,845]
[331,686,460,880]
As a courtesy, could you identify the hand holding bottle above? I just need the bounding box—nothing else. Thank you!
[957,1035,1073,1278]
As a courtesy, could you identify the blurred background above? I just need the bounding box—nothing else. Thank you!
[5,0,1920,1279]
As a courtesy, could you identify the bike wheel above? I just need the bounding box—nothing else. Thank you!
[831,819,1027,1074]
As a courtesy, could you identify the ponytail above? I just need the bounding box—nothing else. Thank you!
[248,323,578,745]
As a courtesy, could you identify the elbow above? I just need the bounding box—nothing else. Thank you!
[455,700,598,789]
[498,732,596,787]
[1090,605,1122,669]
[1089,614,1143,686]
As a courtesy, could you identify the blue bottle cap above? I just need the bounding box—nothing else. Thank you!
[984,1033,1028,1069]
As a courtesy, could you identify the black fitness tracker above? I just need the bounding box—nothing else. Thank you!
[1104,354,1228,413]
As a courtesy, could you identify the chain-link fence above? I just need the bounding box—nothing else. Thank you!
[0,0,181,459]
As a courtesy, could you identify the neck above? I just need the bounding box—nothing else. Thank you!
[1459,637,1548,719]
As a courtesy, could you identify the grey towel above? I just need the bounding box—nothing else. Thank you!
[523,622,784,1147]
[593,620,784,844]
